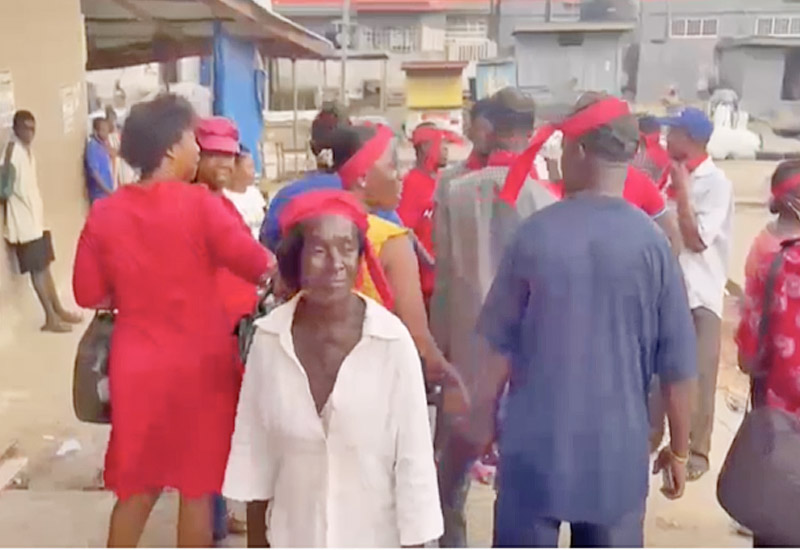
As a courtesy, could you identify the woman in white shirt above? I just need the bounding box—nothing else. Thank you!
[223,189,443,548]
[223,145,267,240]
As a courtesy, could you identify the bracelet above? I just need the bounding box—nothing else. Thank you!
[669,448,689,464]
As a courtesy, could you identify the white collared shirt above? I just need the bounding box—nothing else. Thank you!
[3,137,45,244]
[672,157,734,318]
[223,293,443,548]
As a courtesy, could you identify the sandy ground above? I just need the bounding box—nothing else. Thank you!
[0,159,778,547]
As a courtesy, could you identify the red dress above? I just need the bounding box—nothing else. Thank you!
[73,181,270,498]
[736,227,800,417]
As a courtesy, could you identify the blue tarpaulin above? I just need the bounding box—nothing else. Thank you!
[212,22,265,173]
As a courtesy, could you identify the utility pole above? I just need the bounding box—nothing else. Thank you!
[340,0,351,106]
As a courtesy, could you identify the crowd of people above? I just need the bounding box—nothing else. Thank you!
[9,78,800,548]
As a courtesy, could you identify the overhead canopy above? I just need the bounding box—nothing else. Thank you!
[82,0,335,70]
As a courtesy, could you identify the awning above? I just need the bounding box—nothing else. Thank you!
[82,0,335,70]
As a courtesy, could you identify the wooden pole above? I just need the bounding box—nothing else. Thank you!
[340,0,351,105]
[380,58,388,111]
[292,58,299,174]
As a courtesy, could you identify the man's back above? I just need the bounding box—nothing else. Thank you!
[432,165,554,409]
[478,195,695,524]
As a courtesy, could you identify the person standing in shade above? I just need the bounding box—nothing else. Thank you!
[432,88,555,548]
[3,110,81,332]
[474,93,697,547]
[658,107,734,481]
[84,117,115,204]
[223,145,266,241]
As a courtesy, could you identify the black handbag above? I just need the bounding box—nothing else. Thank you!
[717,238,800,545]
[72,311,114,424]
[236,279,279,364]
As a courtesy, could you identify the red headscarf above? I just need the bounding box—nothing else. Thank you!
[772,173,800,202]
[411,126,463,174]
[498,96,632,206]
[279,190,394,310]
[338,125,395,190]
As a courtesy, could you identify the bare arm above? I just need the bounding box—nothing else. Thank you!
[655,210,683,256]
[673,184,706,253]
[246,501,269,547]
[381,235,468,412]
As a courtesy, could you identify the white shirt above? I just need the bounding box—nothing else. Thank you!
[223,186,266,240]
[672,157,734,318]
[223,293,443,548]
[3,137,45,244]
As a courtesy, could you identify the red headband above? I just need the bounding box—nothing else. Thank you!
[412,126,463,173]
[772,173,800,201]
[279,189,394,310]
[338,125,394,189]
[497,97,632,206]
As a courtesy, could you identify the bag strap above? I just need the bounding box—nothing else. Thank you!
[752,237,800,407]
[3,140,14,168]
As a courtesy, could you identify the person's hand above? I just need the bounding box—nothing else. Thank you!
[653,446,687,500]
[439,361,471,416]
[669,161,691,193]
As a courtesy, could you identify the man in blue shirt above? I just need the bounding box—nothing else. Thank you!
[474,93,697,547]
[84,117,115,203]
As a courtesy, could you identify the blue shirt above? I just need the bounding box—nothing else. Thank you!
[261,172,403,252]
[84,137,114,203]
[478,196,696,524]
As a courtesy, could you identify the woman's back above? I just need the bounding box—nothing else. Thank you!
[74,180,267,351]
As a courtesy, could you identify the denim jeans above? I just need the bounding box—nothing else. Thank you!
[212,494,227,542]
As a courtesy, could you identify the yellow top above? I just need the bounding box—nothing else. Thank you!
[359,214,408,307]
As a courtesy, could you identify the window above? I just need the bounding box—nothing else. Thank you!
[756,16,800,37]
[782,48,800,100]
[687,19,702,36]
[756,17,773,36]
[670,17,718,38]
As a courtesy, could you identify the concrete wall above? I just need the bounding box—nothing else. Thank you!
[0,0,88,347]
[514,32,627,101]
[637,0,800,102]
[720,46,800,119]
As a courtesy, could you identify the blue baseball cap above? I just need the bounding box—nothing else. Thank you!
[658,107,714,143]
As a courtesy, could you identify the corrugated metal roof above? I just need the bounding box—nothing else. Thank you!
[401,60,469,72]
[82,0,334,69]
[272,0,490,12]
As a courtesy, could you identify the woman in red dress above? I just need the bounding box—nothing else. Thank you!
[72,95,271,547]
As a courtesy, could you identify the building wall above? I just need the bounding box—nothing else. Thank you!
[514,32,627,101]
[0,0,88,347]
[720,46,799,118]
[637,0,800,102]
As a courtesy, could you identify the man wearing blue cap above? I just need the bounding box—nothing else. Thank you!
[657,107,734,481]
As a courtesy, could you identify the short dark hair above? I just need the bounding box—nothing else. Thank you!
[120,94,196,178]
[638,115,661,135]
[330,125,378,171]
[311,103,350,155]
[13,110,34,129]
[276,223,366,293]
[92,117,108,132]
[572,92,639,162]
[237,143,251,159]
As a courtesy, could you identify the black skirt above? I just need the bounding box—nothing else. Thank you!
[14,231,55,274]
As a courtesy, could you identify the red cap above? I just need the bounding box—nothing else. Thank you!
[196,117,239,155]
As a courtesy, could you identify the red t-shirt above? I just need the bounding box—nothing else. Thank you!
[551,166,667,218]
[397,168,437,297]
